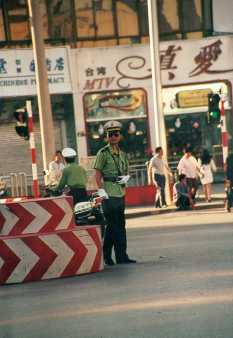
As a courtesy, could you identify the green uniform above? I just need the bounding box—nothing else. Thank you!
[94,143,130,263]
[56,163,87,190]
[94,144,129,197]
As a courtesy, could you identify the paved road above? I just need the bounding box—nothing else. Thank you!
[0,209,233,338]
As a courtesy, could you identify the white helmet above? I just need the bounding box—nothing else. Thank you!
[62,147,76,158]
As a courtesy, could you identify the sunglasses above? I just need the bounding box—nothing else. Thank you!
[108,131,120,138]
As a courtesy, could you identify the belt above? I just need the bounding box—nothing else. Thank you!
[103,176,118,182]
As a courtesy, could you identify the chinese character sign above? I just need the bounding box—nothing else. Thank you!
[0,47,71,97]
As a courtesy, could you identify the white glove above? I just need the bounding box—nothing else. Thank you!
[97,188,109,199]
[116,175,130,185]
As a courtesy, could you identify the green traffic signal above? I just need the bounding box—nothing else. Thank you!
[207,94,221,124]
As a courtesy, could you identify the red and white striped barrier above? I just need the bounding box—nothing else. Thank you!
[0,197,28,204]
[0,226,103,285]
[0,196,75,236]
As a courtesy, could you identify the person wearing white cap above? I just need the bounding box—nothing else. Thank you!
[94,120,136,266]
[54,147,88,204]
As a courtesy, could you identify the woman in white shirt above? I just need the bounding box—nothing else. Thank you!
[198,149,216,202]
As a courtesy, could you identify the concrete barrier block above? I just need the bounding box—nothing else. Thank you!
[0,196,76,236]
[0,226,103,285]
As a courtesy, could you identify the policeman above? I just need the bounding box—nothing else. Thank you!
[94,121,136,266]
[54,147,88,204]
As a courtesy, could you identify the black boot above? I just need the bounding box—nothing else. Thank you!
[104,256,115,266]
[116,255,137,264]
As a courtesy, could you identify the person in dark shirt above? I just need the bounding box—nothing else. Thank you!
[173,174,194,210]
[225,153,233,212]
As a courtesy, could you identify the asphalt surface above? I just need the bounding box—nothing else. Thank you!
[0,208,233,338]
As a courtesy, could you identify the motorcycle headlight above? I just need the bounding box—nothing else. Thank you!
[74,201,93,217]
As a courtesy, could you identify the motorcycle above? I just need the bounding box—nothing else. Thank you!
[45,186,106,230]
[73,192,106,227]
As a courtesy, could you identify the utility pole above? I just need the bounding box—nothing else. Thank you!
[147,0,167,154]
[147,0,171,203]
[27,0,55,174]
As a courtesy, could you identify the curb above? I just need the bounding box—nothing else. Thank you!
[125,201,224,219]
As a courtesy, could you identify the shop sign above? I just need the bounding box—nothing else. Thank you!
[77,36,233,94]
[0,47,71,97]
[176,89,212,108]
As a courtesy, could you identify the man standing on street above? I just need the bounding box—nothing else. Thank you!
[148,146,172,208]
[94,120,136,266]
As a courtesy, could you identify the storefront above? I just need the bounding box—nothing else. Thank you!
[163,82,232,171]
[73,44,154,166]
[0,47,76,176]
[73,36,233,173]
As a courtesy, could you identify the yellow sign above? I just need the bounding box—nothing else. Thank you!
[176,89,212,108]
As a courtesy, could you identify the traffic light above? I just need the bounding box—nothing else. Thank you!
[207,93,221,124]
[14,108,29,140]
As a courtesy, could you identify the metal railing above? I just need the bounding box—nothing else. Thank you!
[1,165,150,198]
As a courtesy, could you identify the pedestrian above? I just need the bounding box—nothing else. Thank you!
[47,150,65,186]
[94,120,136,266]
[225,153,233,212]
[177,146,199,202]
[198,149,216,202]
[148,146,172,208]
[53,147,88,204]
[173,174,194,210]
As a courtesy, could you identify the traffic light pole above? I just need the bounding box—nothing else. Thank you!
[220,99,228,165]
[27,0,55,175]
[27,100,40,198]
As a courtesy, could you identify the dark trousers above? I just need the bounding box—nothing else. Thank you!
[226,186,233,208]
[176,195,190,210]
[69,187,88,205]
[102,196,127,262]
[154,173,166,207]
[186,178,198,200]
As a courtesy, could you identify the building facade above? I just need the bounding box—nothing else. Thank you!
[0,0,232,178]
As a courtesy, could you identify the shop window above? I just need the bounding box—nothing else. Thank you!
[158,0,212,40]
[0,7,5,40]
[181,0,202,32]
[158,0,179,33]
[165,112,224,171]
[84,89,149,164]
[96,1,114,37]
[41,1,49,39]
[47,0,73,40]
[6,0,30,40]
[138,0,149,36]
[75,0,95,38]
[186,31,203,39]
[116,1,139,37]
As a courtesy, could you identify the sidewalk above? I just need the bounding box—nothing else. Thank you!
[125,183,225,219]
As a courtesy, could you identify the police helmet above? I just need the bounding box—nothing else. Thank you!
[104,120,122,132]
[62,147,76,158]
